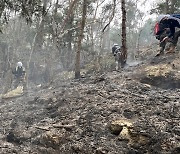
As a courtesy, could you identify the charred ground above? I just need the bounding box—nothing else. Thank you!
[0,53,180,154]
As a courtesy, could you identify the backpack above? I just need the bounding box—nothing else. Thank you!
[171,14,180,20]
[154,22,160,35]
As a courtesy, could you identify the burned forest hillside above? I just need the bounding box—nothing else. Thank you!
[0,52,180,154]
[0,0,180,154]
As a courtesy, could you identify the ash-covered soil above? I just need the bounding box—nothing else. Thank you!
[0,53,180,154]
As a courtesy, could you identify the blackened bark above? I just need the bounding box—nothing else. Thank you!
[121,0,127,68]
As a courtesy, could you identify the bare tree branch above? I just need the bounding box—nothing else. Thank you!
[60,0,79,33]
[102,0,116,33]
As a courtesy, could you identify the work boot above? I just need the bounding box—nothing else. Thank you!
[155,51,164,57]
[166,45,175,54]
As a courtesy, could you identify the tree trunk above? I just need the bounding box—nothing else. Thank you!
[165,0,169,14]
[170,0,175,13]
[61,0,79,32]
[121,0,127,68]
[26,0,48,87]
[2,46,13,94]
[2,69,13,94]
[74,0,87,79]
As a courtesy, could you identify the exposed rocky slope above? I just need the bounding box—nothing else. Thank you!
[0,53,180,154]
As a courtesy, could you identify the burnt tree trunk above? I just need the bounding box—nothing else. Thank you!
[121,0,127,68]
[75,0,87,79]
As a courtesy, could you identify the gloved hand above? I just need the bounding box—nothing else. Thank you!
[162,36,169,42]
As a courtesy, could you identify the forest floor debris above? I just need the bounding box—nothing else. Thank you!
[0,53,180,154]
[0,86,24,99]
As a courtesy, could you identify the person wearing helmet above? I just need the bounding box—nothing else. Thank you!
[155,14,180,56]
[112,44,122,70]
[12,61,27,92]
[112,44,120,56]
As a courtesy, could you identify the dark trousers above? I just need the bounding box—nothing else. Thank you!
[172,30,180,46]
[159,30,180,53]
[13,77,27,91]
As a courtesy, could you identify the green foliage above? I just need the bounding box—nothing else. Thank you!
[99,55,115,71]
[85,54,115,74]
[109,0,146,48]
[126,1,137,29]
[0,0,45,24]
[102,4,113,13]
[110,27,121,45]
[151,0,180,14]
[139,19,156,45]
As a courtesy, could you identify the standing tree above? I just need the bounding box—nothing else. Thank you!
[121,0,127,68]
[75,0,87,78]
[165,0,170,13]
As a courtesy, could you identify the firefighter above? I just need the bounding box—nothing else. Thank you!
[12,62,27,92]
[154,14,180,56]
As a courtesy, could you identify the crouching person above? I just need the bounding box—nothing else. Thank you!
[12,62,27,92]
[112,44,122,70]
[154,14,180,56]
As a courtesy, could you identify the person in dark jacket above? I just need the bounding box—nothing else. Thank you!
[12,61,27,91]
[111,44,122,70]
[155,14,180,56]
[112,44,120,56]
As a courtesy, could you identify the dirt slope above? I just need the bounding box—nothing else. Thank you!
[0,53,180,154]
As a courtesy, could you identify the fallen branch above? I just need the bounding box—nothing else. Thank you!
[53,124,75,130]
[0,146,9,148]
[130,93,148,99]
[102,0,116,33]
[34,126,50,131]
